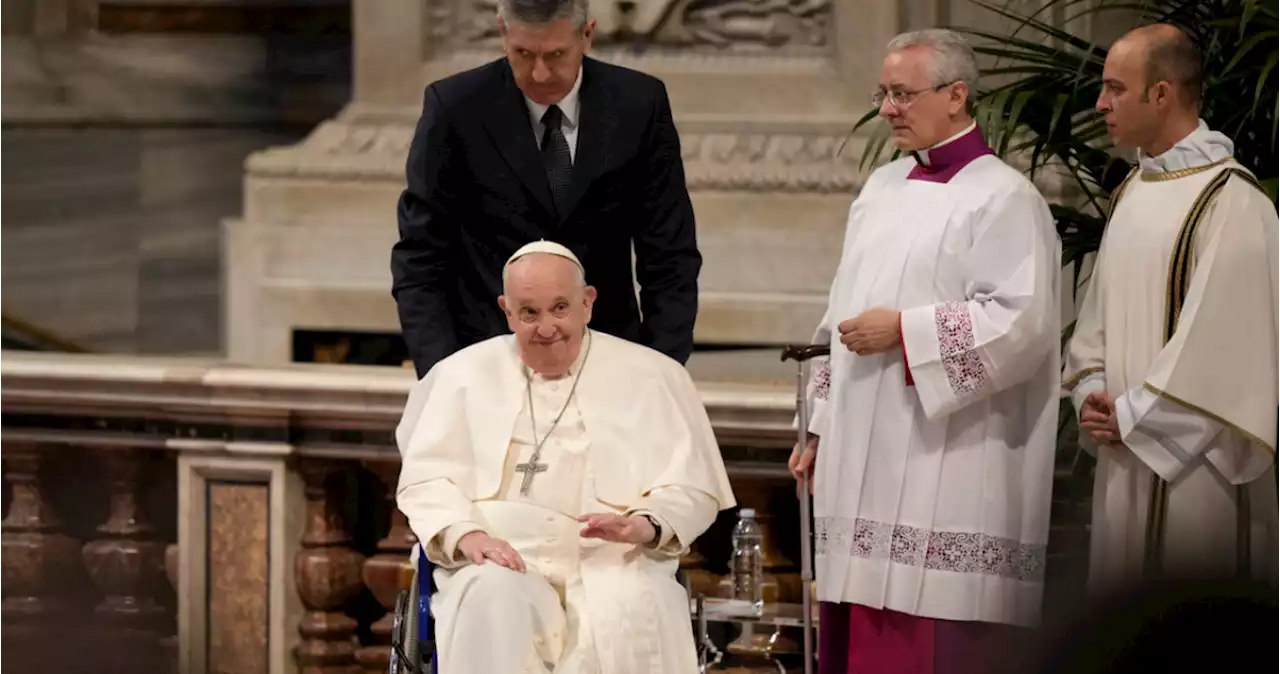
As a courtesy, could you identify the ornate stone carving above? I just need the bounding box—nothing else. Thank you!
[679,130,862,193]
[434,0,832,52]
[248,120,864,194]
[355,462,419,673]
[294,460,366,674]
[81,448,168,671]
[675,0,832,50]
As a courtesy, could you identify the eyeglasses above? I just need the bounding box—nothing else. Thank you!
[871,82,956,109]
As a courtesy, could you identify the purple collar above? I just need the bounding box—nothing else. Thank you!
[907,125,994,183]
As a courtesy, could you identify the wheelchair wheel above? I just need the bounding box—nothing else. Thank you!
[390,589,409,674]
[389,578,421,673]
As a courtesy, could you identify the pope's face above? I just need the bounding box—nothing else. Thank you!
[499,255,596,377]
[877,47,967,151]
[501,16,595,106]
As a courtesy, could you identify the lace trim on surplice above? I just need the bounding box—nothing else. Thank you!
[811,359,831,400]
[815,516,1046,582]
[935,301,990,396]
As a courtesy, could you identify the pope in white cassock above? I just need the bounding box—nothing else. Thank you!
[1063,24,1277,593]
[788,29,1061,674]
[394,240,735,674]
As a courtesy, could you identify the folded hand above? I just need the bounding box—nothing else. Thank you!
[578,513,656,546]
[838,307,901,355]
[1079,391,1121,445]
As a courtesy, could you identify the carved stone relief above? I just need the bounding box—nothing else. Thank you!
[432,0,832,53]
[248,119,864,193]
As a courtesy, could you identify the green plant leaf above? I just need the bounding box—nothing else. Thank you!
[1253,50,1277,113]
[1223,30,1278,75]
[1260,177,1280,205]
[967,0,1106,53]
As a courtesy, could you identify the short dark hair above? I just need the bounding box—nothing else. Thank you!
[498,0,588,28]
[1141,24,1205,108]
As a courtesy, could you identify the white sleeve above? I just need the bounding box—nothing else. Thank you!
[900,184,1061,420]
[1117,385,1272,485]
[797,194,863,438]
[626,486,719,558]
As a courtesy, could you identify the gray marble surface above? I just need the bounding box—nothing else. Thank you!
[2,126,309,355]
[1,31,351,124]
[2,17,350,355]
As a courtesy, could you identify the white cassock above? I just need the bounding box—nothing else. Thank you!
[395,329,736,674]
[806,153,1062,628]
[1062,120,1278,594]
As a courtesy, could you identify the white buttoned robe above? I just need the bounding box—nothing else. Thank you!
[396,331,736,674]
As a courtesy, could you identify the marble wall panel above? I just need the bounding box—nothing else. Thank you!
[0,0,35,35]
[2,1,353,357]
[1,128,143,352]
[2,127,305,355]
[179,455,304,674]
[206,480,271,674]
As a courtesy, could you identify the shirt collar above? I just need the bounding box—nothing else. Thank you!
[913,121,978,168]
[525,66,584,131]
[1138,118,1235,175]
[517,329,593,381]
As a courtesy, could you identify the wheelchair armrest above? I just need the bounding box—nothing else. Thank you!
[398,561,417,592]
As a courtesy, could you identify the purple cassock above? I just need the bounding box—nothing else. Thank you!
[816,124,1023,674]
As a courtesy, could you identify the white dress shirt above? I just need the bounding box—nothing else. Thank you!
[524,66,583,163]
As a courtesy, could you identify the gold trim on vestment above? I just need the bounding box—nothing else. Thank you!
[1107,168,1140,219]
[1143,163,1266,580]
[1143,474,1168,576]
[1140,157,1233,182]
[1163,169,1234,338]
[1140,383,1274,453]
[1061,367,1104,392]
[1237,484,1252,577]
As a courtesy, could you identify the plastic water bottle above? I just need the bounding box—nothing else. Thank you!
[730,508,764,616]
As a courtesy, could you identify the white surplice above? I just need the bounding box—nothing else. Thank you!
[1062,120,1278,594]
[395,330,736,674]
[804,154,1062,628]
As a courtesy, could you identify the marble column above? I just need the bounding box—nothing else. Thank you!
[81,447,168,672]
[1,442,82,672]
[294,460,366,674]
[355,461,418,673]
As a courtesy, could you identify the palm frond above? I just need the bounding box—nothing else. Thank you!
[852,0,1276,210]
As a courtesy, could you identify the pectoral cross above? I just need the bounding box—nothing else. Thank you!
[515,459,548,495]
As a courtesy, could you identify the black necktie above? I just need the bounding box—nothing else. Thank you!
[540,105,573,217]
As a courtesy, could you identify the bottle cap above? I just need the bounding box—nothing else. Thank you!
[740,508,756,518]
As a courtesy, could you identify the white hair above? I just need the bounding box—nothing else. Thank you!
[502,252,586,295]
[886,29,980,96]
[497,0,588,28]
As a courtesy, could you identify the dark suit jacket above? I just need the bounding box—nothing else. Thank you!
[391,57,701,377]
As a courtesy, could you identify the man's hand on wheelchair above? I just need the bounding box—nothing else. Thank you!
[457,531,526,573]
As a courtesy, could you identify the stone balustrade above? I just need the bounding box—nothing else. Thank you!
[0,351,1092,673]
[0,350,808,673]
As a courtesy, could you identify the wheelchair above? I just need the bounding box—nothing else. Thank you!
[390,544,437,674]
[389,345,823,674]
[389,544,696,674]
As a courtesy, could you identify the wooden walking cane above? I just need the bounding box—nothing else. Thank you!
[781,343,830,674]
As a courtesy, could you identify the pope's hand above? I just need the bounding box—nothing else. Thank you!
[789,433,818,495]
[578,513,656,546]
[457,531,526,572]
[1079,391,1122,446]
[838,307,901,355]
